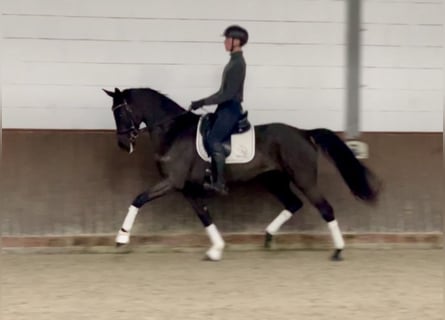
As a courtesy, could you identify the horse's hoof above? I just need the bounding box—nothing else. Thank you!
[202,255,219,262]
[330,249,343,261]
[204,247,223,261]
[264,232,273,249]
[115,230,130,247]
[205,253,222,261]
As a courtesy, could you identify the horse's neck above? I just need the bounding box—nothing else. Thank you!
[149,112,198,157]
[150,93,185,123]
[129,88,197,155]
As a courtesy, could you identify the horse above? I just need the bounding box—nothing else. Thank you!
[103,87,380,261]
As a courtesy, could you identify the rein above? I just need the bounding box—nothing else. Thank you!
[112,101,190,136]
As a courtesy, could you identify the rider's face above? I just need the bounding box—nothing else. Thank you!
[224,37,232,51]
[224,37,240,51]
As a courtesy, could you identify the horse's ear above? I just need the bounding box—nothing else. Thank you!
[114,87,122,95]
[103,89,115,98]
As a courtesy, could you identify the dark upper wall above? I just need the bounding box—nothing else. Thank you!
[0,130,441,236]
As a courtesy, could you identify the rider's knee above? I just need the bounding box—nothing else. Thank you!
[208,141,224,154]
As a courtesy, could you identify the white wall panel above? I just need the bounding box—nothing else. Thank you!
[2,0,442,131]
[361,110,441,132]
[362,89,442,111]
[363,1,442,24]
[362,69,442,90]
[363,47,441,68]
[3,107,116,129]
[3,15,344,45]
[3,40,343,67]
[2,0,346,130]
[2,0,344,22]
[363,24,442,47]
[361,0,443,131]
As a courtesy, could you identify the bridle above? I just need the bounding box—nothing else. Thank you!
[112,101,140,141]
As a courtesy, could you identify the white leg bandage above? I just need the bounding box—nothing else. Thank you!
[265,210,293,235]
[205,224,225,261]
[205,224,225,249]
[122,205,139,232]
[328,220,345,249]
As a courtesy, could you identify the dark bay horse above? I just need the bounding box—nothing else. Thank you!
[104,87,380,261]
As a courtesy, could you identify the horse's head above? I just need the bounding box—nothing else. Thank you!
[103,87,141,154]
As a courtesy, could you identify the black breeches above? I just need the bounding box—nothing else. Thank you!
[206,100,242,154]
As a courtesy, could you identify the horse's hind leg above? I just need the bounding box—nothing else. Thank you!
[300,186,345,261]
[115,179,173,246]
[260,171,303,249]
[182,183,225,261]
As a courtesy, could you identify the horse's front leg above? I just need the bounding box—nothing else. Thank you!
[183,184,225,261]
[116,179,173,246]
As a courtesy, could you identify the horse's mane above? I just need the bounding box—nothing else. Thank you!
[123,87,183,110]
[123,87,200,150]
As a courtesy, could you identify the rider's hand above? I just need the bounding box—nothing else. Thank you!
[189,99,205,111]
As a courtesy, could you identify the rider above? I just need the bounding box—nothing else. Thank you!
[189,25,248,195]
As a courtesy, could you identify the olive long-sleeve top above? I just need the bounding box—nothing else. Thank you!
[202,51,246,105]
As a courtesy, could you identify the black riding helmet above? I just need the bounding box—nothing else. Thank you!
[223,25,249,46]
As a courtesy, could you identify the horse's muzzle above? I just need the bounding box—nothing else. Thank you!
[117,133,136,154]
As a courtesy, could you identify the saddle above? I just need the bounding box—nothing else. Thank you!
[199,111,251,157]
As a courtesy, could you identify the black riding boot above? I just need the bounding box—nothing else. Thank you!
[204,152,228,195]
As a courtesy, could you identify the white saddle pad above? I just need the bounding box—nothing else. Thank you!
[196,116,255,164]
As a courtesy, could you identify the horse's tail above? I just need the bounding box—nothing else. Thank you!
[308,128,380,204]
